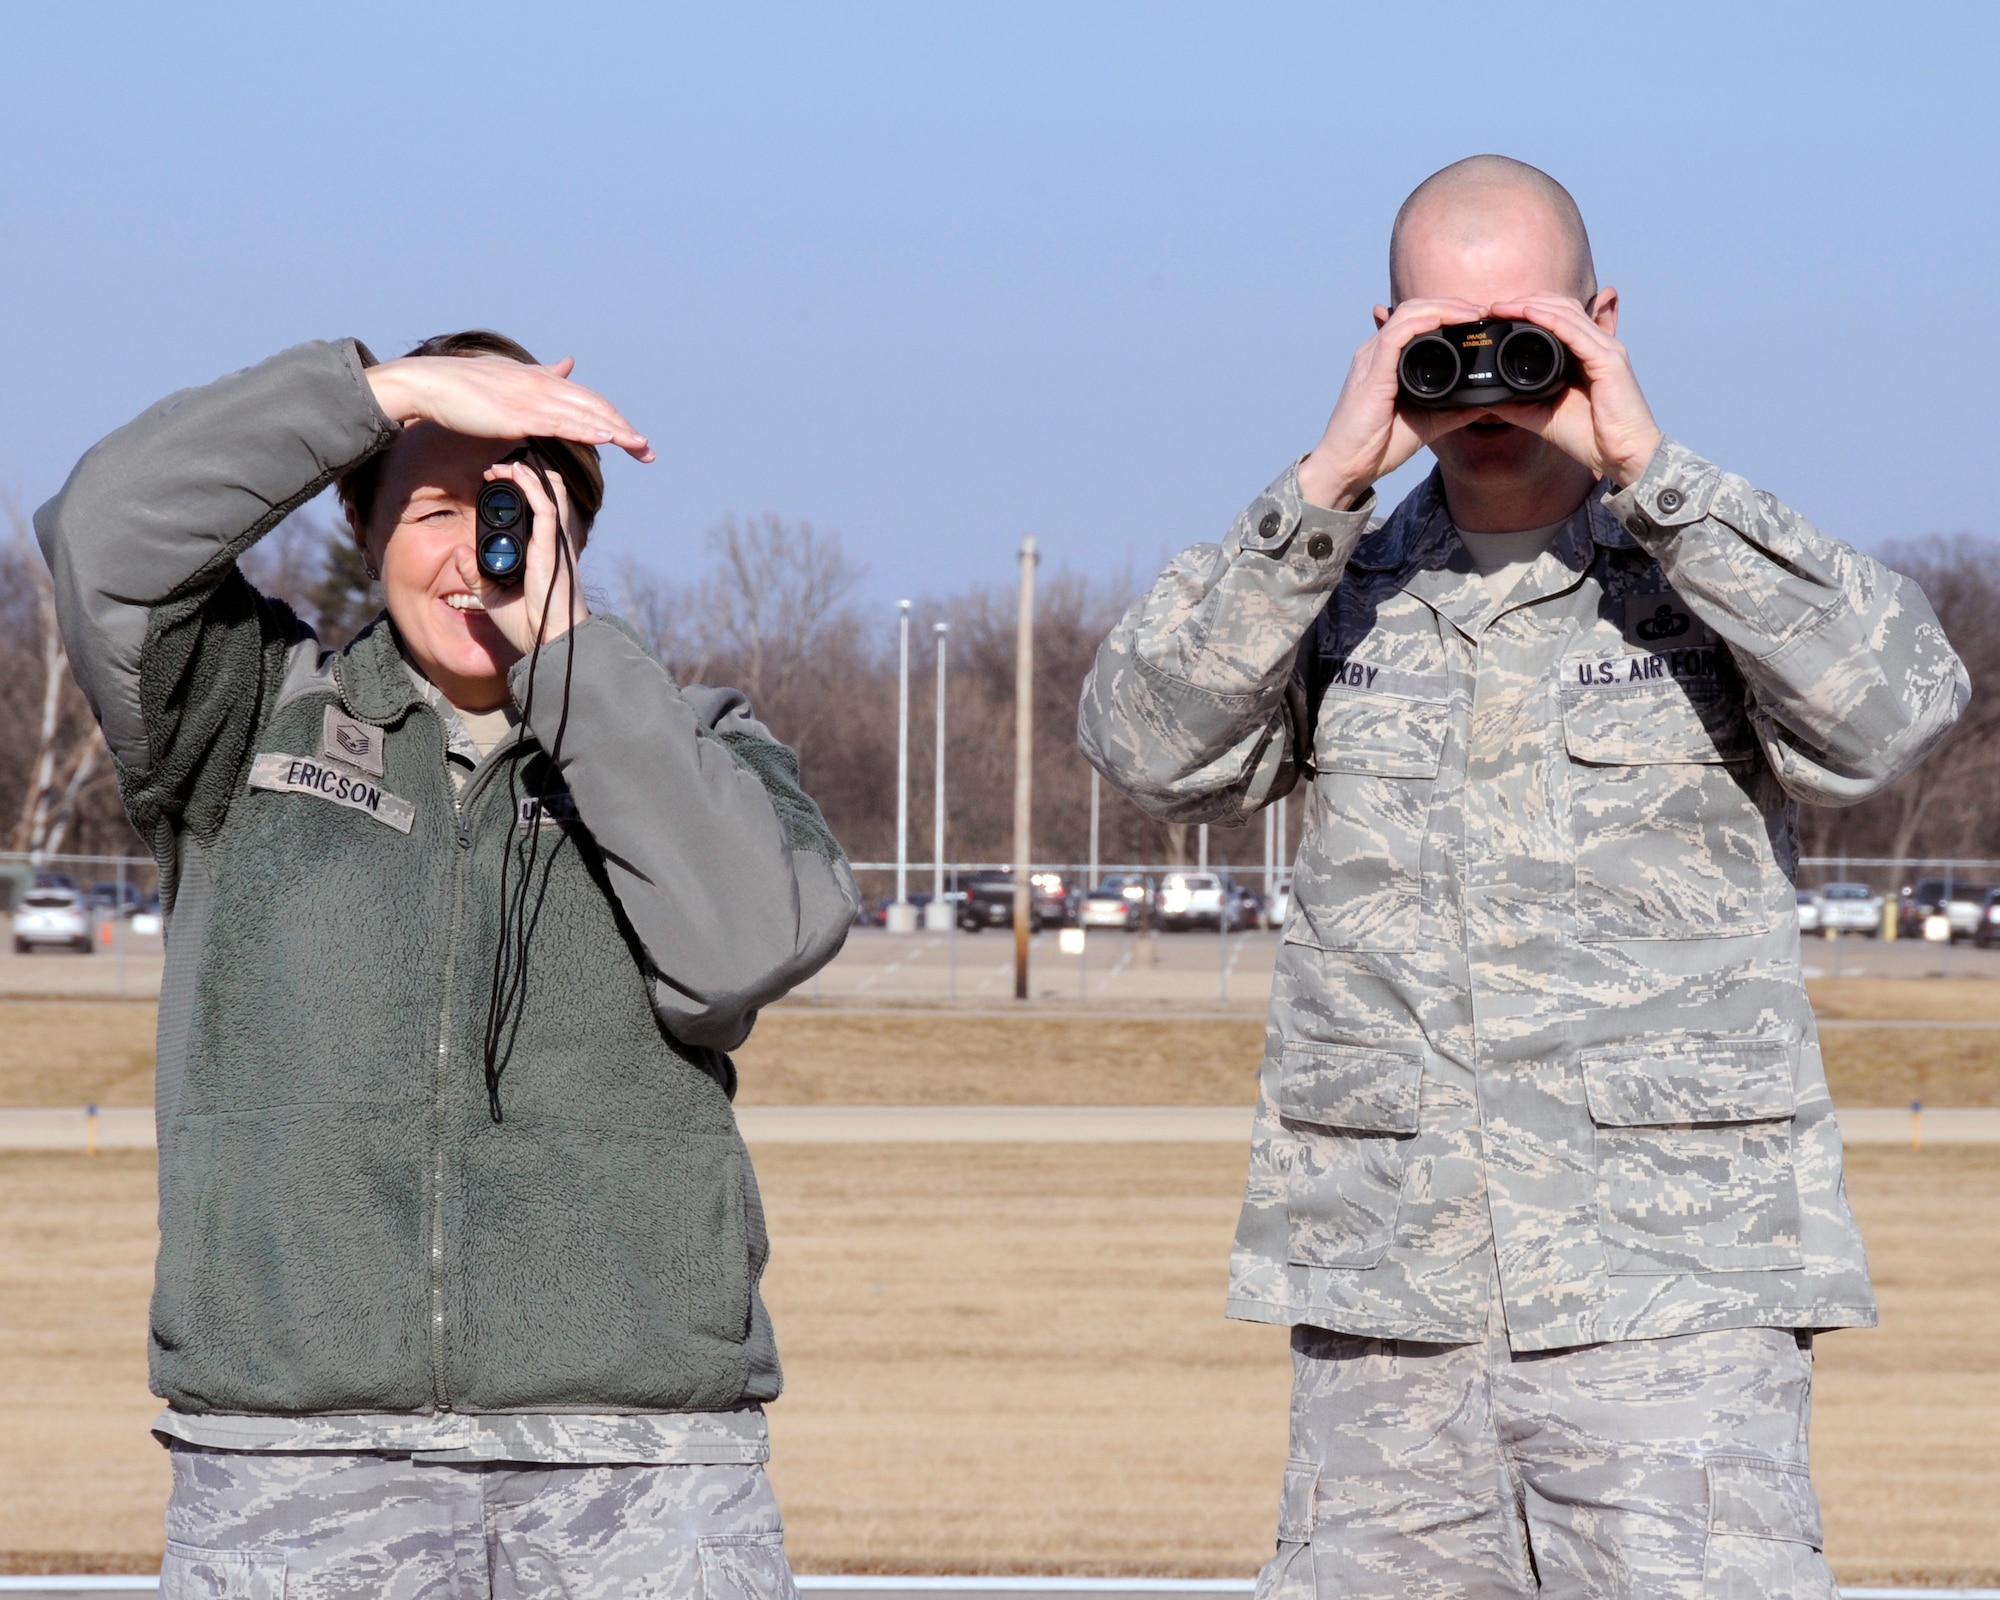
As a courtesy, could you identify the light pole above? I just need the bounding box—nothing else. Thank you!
[1013,536,1038,1001]
[1198,822,1209,871]
[926,622,953,932]
[888,600,916,934]
[1089,768,1100,889]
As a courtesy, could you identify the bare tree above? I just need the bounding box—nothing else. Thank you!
[2,497,115,858]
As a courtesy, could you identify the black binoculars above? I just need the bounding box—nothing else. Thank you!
[1397,319,1572,409]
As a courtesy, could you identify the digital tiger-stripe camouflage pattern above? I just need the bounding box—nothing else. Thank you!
[1079,437,1967,1351]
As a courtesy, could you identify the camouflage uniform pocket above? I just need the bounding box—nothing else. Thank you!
[698,1531,798,1600]
[1702,1454,1833,1599]
[1278,1043,1422,1268]
[160,1541,285,1600]
[1252,1460,1321,1600]
[1583,1038,1803,1274]
[1560,669,1770,941]
[1295,684,1448,953]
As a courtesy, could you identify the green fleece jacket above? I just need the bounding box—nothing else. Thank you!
[35,339,859,1416]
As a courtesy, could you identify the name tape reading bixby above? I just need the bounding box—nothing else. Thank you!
[248,752,417,833]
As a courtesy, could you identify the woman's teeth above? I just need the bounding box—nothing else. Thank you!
[445,593,486,612]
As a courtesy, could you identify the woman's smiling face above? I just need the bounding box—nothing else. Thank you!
[350,421,524,710]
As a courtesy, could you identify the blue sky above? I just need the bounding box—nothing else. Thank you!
[3,3,1995,609]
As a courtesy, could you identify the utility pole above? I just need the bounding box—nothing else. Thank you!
[927,623,952,932]
[1198,822,1209,871]
[1263,805,1274,901]
[889,600,915,934]
[1013,536,1038,1001]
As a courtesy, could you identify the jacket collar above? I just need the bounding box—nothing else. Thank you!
[333,613,424,725]
[1372,472,1632,636]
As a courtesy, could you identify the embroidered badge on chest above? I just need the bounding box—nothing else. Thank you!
[321,706,386,776]
[1621,593,1714,652]
[247,753,417,834]
[518,792,580,829]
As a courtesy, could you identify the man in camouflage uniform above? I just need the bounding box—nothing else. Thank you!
[1080,156,1967,1597]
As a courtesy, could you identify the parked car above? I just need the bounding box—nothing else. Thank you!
[1975,888,2000,949]
[954,870,1067,932]
[1795,888,1822,933]
[13,888,92,954]
[1815,881,1884,937]
[1899,877,1989,942]
[1266,879,1292,928]
[32,871,79,892]
[1079,875,1149,930]
[1219,876,1264,931]
[1156,871,1228,931]
[89,881,146,917]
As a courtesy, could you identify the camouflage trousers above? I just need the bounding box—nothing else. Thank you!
[1255,1294,1835,1599]
[160,1442,797,1599]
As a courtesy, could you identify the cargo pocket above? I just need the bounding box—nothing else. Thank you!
[1702,1454,1830,1599]
[1279,1043,1422,1268]
[699,1531,797,1600]
[160,1540,286,1600]
[1561,663,1768,941]
[1253,1459,1320,1600]
[1584,1038,1802,1274]
[1293,675,1449,953]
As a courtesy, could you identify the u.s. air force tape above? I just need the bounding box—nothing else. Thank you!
[247,752,417,834]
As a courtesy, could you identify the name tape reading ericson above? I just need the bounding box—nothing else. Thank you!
[247,752,417,833]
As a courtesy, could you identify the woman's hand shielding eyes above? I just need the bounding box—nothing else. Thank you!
[366,354,656,462]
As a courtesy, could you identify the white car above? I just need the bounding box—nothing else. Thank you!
[13,888,92,954]
[1795,889,1821,932]
[1815,882,1883,937]
[1157,872,1226,931]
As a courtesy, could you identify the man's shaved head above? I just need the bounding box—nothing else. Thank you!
[1389,155,1595,305]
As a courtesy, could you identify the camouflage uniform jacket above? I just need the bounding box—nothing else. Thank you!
[1079,439,1968,1350]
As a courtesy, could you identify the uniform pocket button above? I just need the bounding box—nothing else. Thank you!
[1306,533,1334,560]
[1259,511,1283,540]
[1657,487,1685,514]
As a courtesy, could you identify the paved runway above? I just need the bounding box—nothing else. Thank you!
[3,1103,1994,1152]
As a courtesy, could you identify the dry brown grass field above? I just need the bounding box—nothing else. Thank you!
[5,982,2000,1109]
[3,1142,1997,1584]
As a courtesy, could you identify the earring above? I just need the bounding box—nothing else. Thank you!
[363,557,380,582]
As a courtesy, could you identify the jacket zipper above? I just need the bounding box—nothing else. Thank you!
[428,739,472,1412]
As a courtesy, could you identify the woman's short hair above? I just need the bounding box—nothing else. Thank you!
[337,330,606,548]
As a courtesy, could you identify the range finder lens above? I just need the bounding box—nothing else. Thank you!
[478,531,524,580]
[1399,334,1460,399]
[479,483,526,529]
[1497,326,1562,393]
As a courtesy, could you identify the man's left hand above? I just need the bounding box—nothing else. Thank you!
[1485,293,1663,489]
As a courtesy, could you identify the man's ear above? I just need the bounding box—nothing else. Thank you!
[1588,286,1619,336]
[1374,304,1392,330]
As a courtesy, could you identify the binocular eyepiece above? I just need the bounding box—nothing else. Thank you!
[474,471,532,585]
[1397,319,1571,409]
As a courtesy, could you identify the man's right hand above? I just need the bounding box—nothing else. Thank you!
[1296,298,1487,510]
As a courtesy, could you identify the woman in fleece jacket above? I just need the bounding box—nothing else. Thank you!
[36,333,858,1598]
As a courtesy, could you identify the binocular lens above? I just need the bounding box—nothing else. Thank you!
[479,531,524,580]
[1399,335,1460,398]
[479,483,526,529]
[1497,326,1561,393]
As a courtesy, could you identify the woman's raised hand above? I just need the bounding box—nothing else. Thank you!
[366,354,655,462]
